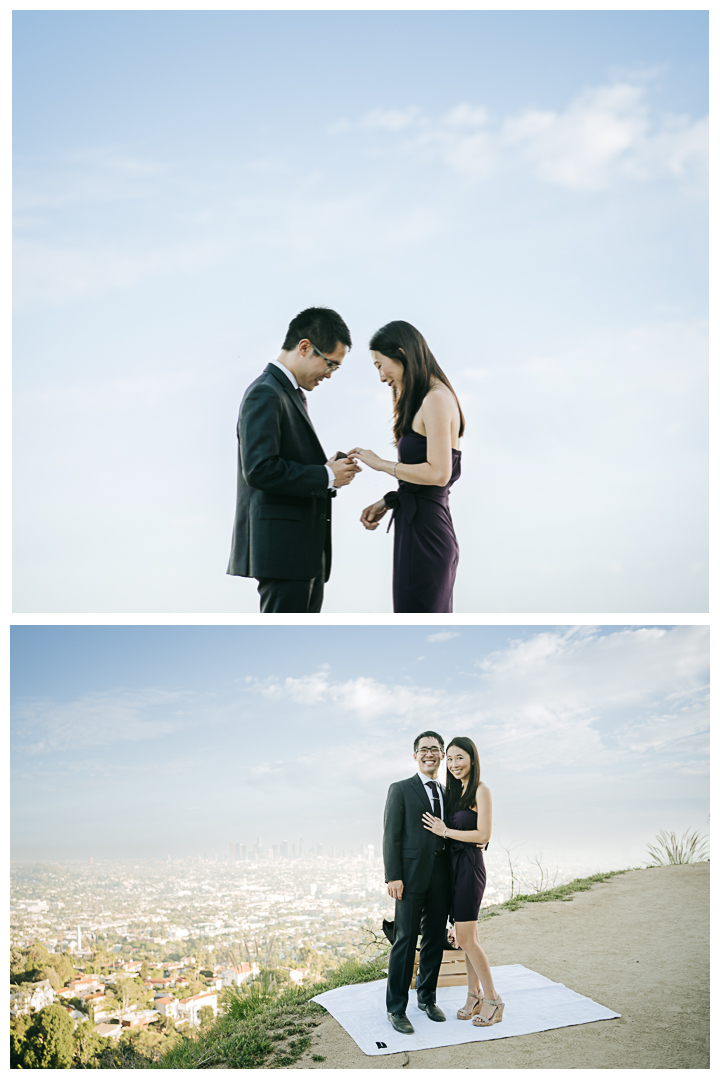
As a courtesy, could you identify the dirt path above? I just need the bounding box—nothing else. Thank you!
[294,863,709,1069]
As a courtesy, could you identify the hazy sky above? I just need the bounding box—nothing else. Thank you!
[11,624,709,869]
[12,9,708,613]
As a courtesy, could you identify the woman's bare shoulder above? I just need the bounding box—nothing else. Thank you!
[424,382,456,407]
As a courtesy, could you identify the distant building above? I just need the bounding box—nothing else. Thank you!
[153,995,179,1019]
[217,962,258,987]
[176,991,217,1028]
[120,1009,160,1028]
[94,1023,123,1040]
[10,980,55,1017]
[65,974,103,994]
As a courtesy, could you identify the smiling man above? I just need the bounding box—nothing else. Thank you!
[227,306,358,612]
[383,731,452,1034]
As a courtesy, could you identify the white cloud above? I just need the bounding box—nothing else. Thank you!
[248,627,708,779]
[250,670,443,722]
[501,83,647,188]
[333,80,707,190]
[425,630,461,643]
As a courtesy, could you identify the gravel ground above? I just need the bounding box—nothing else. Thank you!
[293,862,709,1069]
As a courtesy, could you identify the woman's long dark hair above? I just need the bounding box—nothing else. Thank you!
[445,736,481,816]
[369,320,465,444]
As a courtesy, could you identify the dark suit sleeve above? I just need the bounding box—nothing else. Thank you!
[240,381,329,497]
[383,783,405,883]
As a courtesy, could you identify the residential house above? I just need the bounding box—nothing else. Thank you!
[65,974,103,995]
[153,995,179,1019]
[10,980,55,1017]
[176,991,217,1028]
[217,963,258,988]
[94,1023,123,1040]
[120,1009,160,1028]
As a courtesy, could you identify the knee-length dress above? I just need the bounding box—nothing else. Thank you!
[449,809,487,923]
[383,431,461,613]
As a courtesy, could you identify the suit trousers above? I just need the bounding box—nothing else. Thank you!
[385,854,451,1016]
[256,554,325,613]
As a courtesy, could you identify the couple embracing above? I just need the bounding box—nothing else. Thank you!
[383,732,504,1034]
[226,306,464,613]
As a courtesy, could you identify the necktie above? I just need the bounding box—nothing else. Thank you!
[296,386,308,412]
[426,780,443,852]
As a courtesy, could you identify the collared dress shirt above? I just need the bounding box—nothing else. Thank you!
[268,358,336,489]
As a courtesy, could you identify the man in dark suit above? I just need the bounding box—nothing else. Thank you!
[383,731,451,1034]
[226,306,359,612]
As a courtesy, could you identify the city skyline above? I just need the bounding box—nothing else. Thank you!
[11,624,709,870]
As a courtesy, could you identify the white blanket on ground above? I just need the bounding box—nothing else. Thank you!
[311,964,620,1057]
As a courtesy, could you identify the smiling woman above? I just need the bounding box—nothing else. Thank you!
[352,321,465,613]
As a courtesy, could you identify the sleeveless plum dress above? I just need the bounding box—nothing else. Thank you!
[383,431,461,613]
[448,809,487,923]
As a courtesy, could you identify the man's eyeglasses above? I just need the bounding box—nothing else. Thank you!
[416,747,442,756]
[308,341,342,373]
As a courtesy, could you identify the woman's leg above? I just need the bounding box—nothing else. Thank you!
[455,920,499,1016]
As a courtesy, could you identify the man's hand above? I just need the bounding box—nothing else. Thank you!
[387,879,404,901]
[327,452,360,488]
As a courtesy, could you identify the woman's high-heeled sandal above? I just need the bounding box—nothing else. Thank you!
[457,992,481,1020]
[472,997,504,1026]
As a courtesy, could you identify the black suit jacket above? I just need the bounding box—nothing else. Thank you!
[226,364,336,581]
[383,774,449,895]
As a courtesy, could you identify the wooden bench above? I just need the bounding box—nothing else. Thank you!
[411,949,467,988]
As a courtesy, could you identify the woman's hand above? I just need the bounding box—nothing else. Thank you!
[348,447,391,473]
[446,923,458,948]
[422,812,446,836]
[360,499,388,530]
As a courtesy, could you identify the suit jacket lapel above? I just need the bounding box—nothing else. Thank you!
[410,773,430,811]
[264,364,323,444]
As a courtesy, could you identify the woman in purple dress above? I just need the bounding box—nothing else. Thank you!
[422,736,504,1028]
[350,321,463,613]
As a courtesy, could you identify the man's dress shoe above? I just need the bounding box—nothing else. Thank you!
[387,1012,414,1034]
[418,1002,446,1022]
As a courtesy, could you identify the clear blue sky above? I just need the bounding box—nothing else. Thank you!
[11,624,709,866]
[13,10,708,612]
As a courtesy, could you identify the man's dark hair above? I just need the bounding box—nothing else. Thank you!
[282,306,352,355]
[413,730,444,752]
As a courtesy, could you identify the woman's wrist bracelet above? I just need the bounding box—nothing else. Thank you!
[392,462,397,478]
[443,826,448,838]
